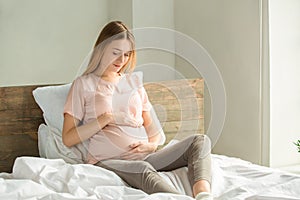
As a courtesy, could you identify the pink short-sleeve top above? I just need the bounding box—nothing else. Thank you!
[64,71,163,164]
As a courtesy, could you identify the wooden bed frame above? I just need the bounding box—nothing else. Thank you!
[0,78,204,172]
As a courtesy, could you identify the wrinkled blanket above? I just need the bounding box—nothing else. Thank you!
[1,154,300,200]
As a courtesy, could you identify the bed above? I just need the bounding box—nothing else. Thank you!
[0,77,300,200]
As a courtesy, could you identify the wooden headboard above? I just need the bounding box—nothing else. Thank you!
[0,78,204,172]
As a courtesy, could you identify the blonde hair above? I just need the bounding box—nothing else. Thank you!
[82,21,136,76]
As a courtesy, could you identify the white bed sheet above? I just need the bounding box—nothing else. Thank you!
[1,154,300,200]
[211,155,300,200]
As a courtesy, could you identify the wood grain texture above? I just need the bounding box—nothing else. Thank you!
[144,78,204,144]
[0,78,204,172]
[0,85,43,172]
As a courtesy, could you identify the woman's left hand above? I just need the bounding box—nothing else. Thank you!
[120,141,158,160]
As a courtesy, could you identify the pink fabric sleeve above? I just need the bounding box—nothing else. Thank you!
[139,87,152,111]
[64,77,85,121]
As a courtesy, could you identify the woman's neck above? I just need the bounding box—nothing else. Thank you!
[100,72,121,83]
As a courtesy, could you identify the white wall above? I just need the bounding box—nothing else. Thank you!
[0,0,108,86]
[174,0,262,164]
[132,0,176,82]
[107,0,133,28]
[269,0,300,167]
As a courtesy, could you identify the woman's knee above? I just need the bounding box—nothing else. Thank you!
[192,134,211,157]
[192,134,211,145]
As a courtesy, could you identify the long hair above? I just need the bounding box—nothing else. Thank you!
[82,21,136,76]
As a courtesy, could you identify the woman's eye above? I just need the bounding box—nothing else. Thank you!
[113,51,130,57]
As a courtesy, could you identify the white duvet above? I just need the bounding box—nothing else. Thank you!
[1,154,300,200]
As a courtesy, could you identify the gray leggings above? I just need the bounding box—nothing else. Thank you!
[95,134,212,194]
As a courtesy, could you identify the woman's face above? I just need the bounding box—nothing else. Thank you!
[101,39,132,74]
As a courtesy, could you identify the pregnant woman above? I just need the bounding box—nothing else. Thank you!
[62,21,213,200]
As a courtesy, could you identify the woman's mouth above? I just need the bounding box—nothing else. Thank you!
[114,64,121,68]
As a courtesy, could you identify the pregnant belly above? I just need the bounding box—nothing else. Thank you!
[104,125,148,150]
[87,125,148,162]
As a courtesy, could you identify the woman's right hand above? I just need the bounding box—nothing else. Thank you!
[97,112,114,125]
[63,112,112,147]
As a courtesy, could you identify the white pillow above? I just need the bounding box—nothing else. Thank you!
[32,83,72,131]
[33,83,88,163]
[38,123,87,164]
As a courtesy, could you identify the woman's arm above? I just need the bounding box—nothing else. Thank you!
[62,112,113,147]
[142,110,163,146]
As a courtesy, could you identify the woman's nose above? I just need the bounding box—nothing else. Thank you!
[118,54,125,63]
